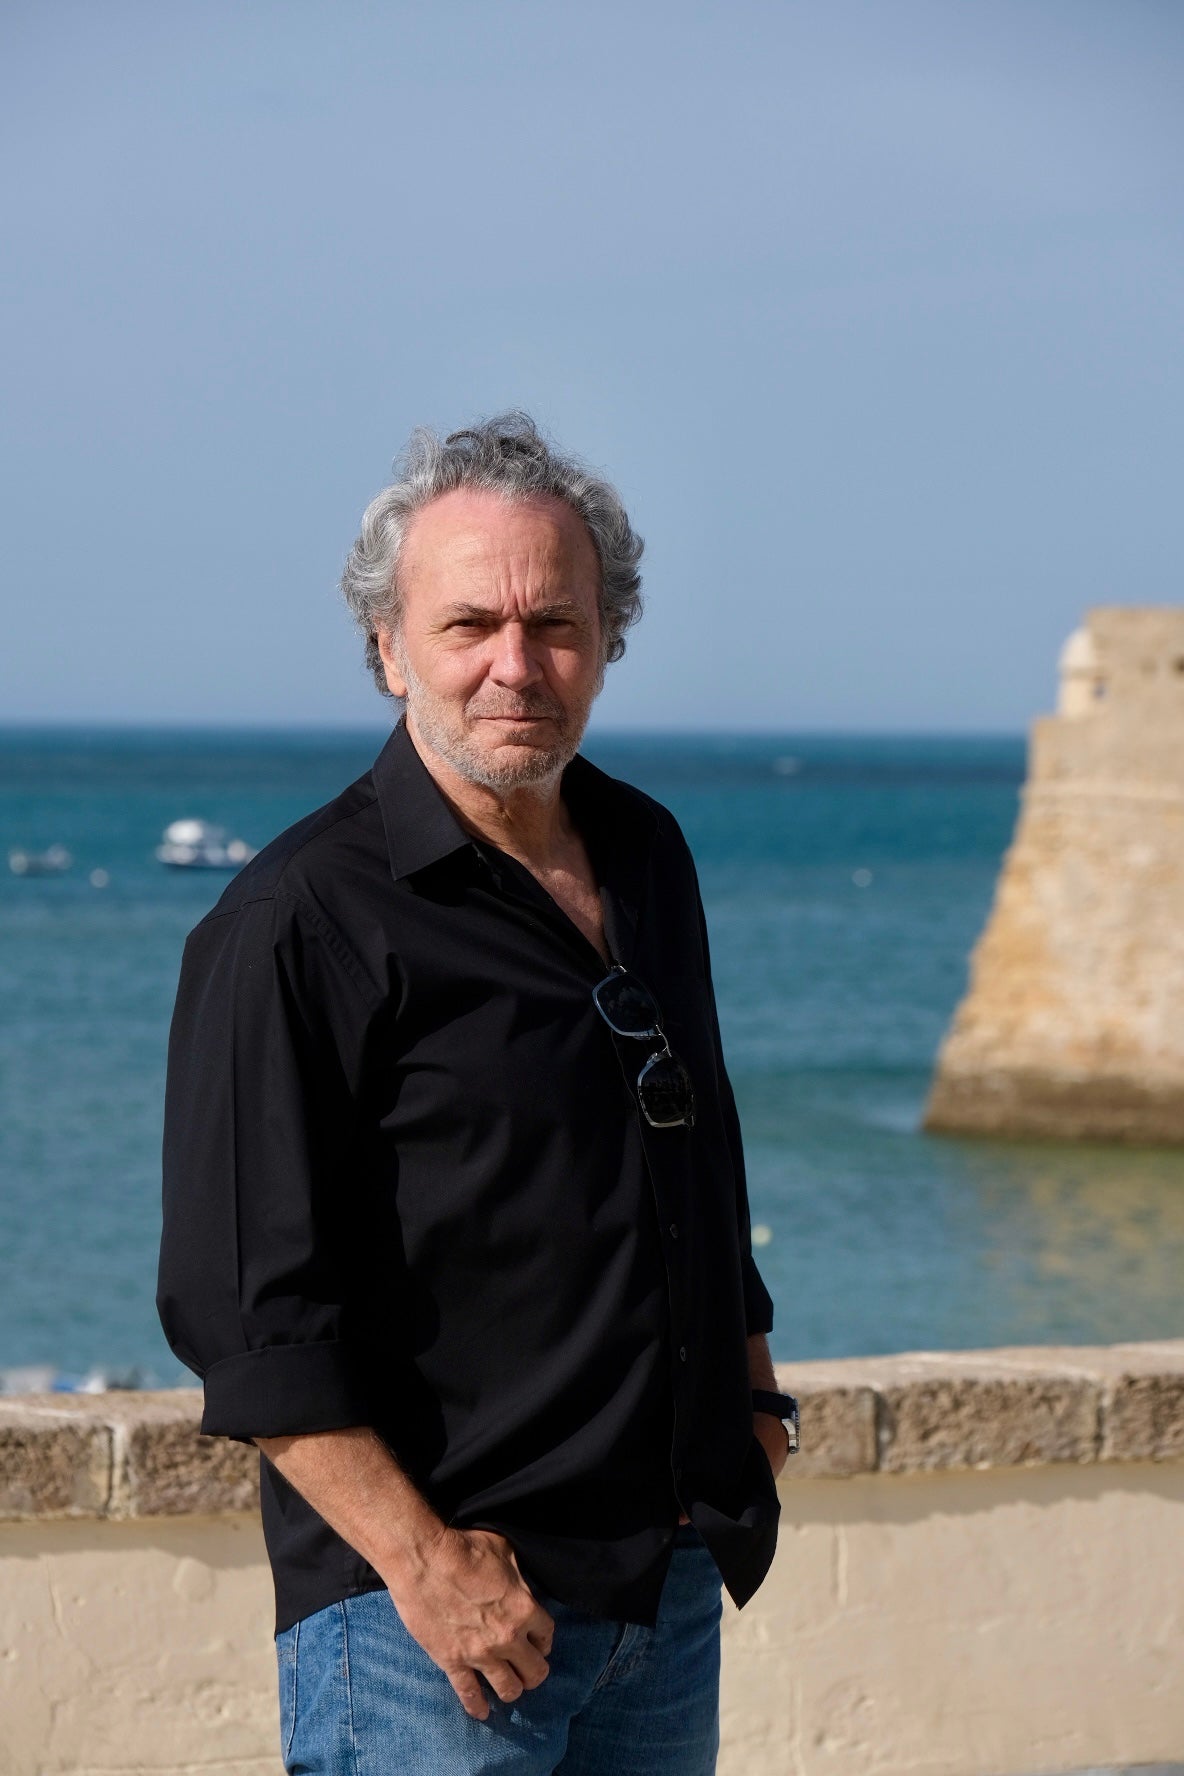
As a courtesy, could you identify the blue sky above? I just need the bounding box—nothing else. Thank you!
[2,1,1181,730]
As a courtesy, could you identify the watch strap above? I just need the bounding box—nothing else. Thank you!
[751,1388,800,1455]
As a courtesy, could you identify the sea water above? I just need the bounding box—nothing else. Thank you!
[1,727,1182,1388]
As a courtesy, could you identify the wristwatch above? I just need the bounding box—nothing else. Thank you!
[751,1388,800,1456]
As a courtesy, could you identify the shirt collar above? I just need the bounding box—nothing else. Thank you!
[371,717,659,962]
[371,717,472,883]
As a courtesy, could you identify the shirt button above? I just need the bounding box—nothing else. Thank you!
[669,1223,679,1240]
[679,1346,688,1362]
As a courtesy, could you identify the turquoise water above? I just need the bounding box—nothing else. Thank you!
[2,727,1182,1386]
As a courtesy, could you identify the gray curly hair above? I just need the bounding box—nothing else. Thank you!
[340,412,645,697]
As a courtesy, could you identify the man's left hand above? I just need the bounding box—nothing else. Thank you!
[753,1411,791,1481]
[748,1332,791,1481]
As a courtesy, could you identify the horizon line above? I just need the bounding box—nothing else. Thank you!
[0,719,1030,740]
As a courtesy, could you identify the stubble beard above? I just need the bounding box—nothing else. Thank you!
[394,647,601,794]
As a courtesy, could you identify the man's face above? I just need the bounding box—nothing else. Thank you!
[377,488,605,793]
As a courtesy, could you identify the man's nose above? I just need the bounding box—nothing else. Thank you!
[489,623,541,688]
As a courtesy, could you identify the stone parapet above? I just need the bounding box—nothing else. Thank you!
[0,1390,258,1520]
[785,1340,1184,1477]
[4,1339,1184,1517]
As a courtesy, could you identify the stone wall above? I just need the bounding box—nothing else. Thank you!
[925,605,1184,1142]
[4,1342,1184,1774]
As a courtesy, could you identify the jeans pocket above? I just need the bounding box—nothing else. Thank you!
[275,1619,300,1765]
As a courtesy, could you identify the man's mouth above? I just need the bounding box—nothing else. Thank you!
[474,711,559,725]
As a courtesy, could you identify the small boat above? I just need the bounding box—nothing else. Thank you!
[156,819,256,871]
[9,844,72,877]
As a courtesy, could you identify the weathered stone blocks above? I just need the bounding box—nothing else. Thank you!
[876,1370,1098,1472]
[926,606,1184,1143]
[792,1379,878,1479]
[119,1395,260,1516]
[1098,1344,1184,1463]
[777,1340,1184,1477]
[0,1392,257,1520]
[0,1401,111,1517]
[2,1341,1183,1522]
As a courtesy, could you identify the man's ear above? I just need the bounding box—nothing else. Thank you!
[376,626,408,699]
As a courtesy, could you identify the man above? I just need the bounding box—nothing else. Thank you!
[157,414,795,1776]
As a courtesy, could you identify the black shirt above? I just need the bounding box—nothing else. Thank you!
[157,719,779,1633]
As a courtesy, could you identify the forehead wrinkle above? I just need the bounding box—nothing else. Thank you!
[402,504,600,628]
[437,594,587,621]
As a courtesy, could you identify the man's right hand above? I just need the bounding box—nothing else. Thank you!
[389,1525,555,1721]
[254,1427,554,1723]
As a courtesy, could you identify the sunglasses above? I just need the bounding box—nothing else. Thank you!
[592,965,696,1129]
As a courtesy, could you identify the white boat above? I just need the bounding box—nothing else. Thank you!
[156,819,256,871]
[9,844,72,877]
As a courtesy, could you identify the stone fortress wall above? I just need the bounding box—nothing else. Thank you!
[4,1344,1184,1775]
[926,606,1184,1142]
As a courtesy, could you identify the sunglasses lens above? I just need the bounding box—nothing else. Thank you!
[593,970,695,1130]
[637,1052,696,1128]
[594,971,662,1037]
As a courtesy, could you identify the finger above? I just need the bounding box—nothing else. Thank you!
[445,1667,489,1721]
[526,1602,555,1657]
[508,1639,550,1689]
[479,1659,525,1705]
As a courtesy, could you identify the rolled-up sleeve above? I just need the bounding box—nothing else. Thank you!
[157,892,378,1441]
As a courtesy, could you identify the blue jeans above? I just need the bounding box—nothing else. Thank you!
[275,1530,723,1775]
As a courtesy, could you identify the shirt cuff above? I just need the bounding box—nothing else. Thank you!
[742,1254,775,1337]
[199,1340,373,1442]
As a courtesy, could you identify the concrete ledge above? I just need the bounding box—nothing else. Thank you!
[5,1349,1184,1776]
[0,1401,111,1517]
[785,1341,1184,1477]
[0,1392,259,1520]
[4,1339,1184,1518]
